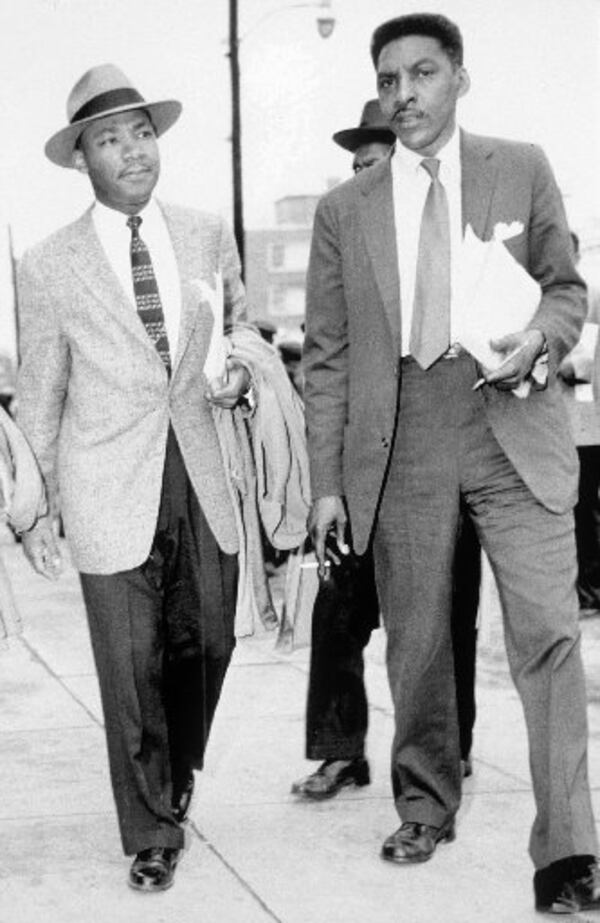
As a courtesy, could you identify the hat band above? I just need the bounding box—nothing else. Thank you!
[71,87,145,124]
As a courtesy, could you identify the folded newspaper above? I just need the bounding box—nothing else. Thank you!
[197,271,229,384]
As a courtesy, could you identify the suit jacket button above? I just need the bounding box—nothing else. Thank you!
[381,436,389,448]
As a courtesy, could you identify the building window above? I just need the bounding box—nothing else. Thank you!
[269,239,310,272]
[270,243,285,269]
[269,284,306,317]
[270,285,285,313]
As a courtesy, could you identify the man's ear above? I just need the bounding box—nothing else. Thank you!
[72,148,88,174]
[457,67,471,100]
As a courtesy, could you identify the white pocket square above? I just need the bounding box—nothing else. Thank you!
[492,221,524,242]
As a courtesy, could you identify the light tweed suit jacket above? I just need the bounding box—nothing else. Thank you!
[304,131,586,554]
[17,202,245,574]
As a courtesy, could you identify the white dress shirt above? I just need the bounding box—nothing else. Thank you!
[391,128,463,355]
[92,197,181,359]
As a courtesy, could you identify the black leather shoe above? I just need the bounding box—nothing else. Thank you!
[128,847,181,892]
[535,859,600,913]
[381,821,456,864]
[172,772,194,824]
[291,757,370,800]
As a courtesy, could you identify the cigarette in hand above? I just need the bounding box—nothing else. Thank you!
[472,342,529,391]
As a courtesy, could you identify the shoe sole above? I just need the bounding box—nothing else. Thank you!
[535,900,600,915]
[292,774,371,801]
[128,875,176,893]
[128,854,182,892]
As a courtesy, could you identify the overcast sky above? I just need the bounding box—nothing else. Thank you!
[0,0,599,353]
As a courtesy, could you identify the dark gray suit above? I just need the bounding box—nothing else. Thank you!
[304,131,598,869]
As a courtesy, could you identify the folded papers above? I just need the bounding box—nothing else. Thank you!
[197,272,228,383]
[454,222,541,368]
[454,223,542,397]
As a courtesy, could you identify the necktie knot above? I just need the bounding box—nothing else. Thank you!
[421,158,441,181]
[127,215,142,238]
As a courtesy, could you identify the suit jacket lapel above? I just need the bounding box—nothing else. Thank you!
[357,134,498,357]
[67,204,214,379]
[66,208,156,352]
[359,160,401,353]
[460,130,497,239]
[161,204,213,376]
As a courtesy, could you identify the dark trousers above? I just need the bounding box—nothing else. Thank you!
[451,511,481,761]
[80,428,238,856]
[305,551,379,761]
[305,513,480,763]
[574,445,600,611]
[373,355,596,868]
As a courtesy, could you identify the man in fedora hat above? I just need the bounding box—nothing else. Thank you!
[17,64,253,893]
[332,97,396,175]
[292,99,481,802]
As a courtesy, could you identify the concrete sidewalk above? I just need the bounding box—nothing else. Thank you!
[1,540,600,923]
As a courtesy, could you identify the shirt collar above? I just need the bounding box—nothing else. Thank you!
[392,126,461,179]
[92,196,160,233]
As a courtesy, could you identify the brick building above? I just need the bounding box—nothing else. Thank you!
[244,193,321,338]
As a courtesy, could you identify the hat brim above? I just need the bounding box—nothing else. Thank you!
[332,126,395,153]
[45,98,182,168]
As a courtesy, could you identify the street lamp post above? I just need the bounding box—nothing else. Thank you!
[228,0,335,275]
[229,0,244,272]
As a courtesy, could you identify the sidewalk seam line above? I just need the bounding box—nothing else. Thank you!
[188,820,284,922]
[17,636,103,728]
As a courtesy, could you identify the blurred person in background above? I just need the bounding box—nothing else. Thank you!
[559,232,600,618]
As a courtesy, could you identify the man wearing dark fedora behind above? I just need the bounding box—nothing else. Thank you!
[334,98,397,175]
[16,64,252,893]
[304,12,600,913]
[293,99,481,801]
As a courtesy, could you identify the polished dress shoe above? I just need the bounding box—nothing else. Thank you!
[172,772,194,824]
[291,757,370,800]
[381,820,456,864]
[535,857,600,914]
[129,846,181,892]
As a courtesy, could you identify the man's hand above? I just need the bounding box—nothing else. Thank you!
[308,495,348,578]
[559,353,593,385]
[558,356,577,384]
[21,516,63,580]
[481,329,545,391]
[205,359,250,410]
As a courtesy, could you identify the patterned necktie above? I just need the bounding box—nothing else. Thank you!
[409,158,451,369]
[127,215,171,375]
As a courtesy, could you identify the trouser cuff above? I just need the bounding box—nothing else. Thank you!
[125,825,185,857]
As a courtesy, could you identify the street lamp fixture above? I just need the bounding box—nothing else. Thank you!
[316,1,335,39]
[240,0,336,42]
[316,16,335,38]
[228,0,335,274]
